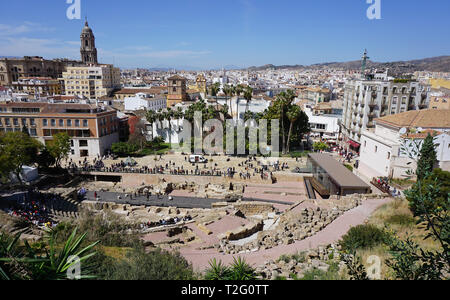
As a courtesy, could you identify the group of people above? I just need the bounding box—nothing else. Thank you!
[6,191,58,229]
[140,215,193,230]
[336,146,355,163]
[372,177,402,197]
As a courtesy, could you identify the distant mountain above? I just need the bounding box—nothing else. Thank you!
[246,56,450,73]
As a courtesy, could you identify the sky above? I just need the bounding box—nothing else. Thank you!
[0,0,449,70]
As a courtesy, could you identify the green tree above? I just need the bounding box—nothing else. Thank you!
[47,132,71,168]
[313,142,329,152]
[416,133,438,180]
[0,132,42,183]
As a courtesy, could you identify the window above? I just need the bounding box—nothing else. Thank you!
[51,119,56,127]
[30,129,37,136]
[79,140,88,147]
[375,146,378,153]
[364,141,367,148]
[13,118,19,126]
[387,152,391,159]
[5,118,10,126]
[43,119,48,126]
[30,119,35,126]
[75,120,80,127]
[59,119,64,127]
[67,119,72,127]
[21,119,27,126]
[0,119,2,126]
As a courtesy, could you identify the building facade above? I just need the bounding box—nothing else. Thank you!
[167,75,187,107]
[357,110,450,180]
[341,79,430,151]
[60,65,120,99]
[0,102,119,157]
[124,93,166,112]
[11,77,61,96]
[0,56,80,86]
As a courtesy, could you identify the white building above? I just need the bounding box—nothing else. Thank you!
[341,78,431,150]
[124,93,166,112]
[303,104,341,141]
[357,109,450,180]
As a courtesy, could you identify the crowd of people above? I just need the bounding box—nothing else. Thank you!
[67,155,290,182]
[140,215,193,230]
[6,191,58,228]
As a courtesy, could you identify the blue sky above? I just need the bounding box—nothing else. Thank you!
[0,0,449,69]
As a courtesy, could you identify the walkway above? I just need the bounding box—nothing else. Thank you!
[179,197,393,271]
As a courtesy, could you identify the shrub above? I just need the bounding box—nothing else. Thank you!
[100,247,196,280]
[339,225,388,252]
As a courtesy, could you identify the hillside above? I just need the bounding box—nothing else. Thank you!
[247,56,450,73]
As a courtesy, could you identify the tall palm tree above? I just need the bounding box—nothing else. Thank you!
[277,90,296,154]
[243,86,253,114]
[223,84,234,120]
[234,85,244,121]
[165,108,174,146]
[146,110,157,139]
[286,105,301,153]
[209,82,220,108]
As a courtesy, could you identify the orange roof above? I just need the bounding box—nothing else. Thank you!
[376,109,450,129]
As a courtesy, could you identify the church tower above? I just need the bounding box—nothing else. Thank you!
[80,19,98,65]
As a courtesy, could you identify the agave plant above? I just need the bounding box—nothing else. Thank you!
[205,257,257,281]
[0,230,47,280]
[205,258,232,280]
[35,227,99,280]
[0,228,99,280]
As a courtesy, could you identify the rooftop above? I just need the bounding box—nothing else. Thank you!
[375,109,450,129]
[308,153,370,189]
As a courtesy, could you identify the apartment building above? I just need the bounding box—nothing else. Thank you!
[341,78,430,151]
[11,77,61,96]
[0,101,119,157]
[60,65,121,99]
[358,110,450,180]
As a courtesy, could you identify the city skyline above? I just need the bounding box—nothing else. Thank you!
[0,0,449,69]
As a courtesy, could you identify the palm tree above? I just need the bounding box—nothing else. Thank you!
[277,90,296,154]
[146,110,157,139]
[223,84,234,120]
[234,85,244,121]
[243,86,253,114]
[165,108,174,146]
[286,105,301,153]
[209,83,220,109]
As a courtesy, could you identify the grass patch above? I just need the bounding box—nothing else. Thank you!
[385,214,416,226]
[298,262,345,280]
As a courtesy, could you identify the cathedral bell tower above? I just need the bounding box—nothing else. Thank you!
[80,19,98,65]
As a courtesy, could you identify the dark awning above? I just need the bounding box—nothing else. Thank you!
[347,140,360,148]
